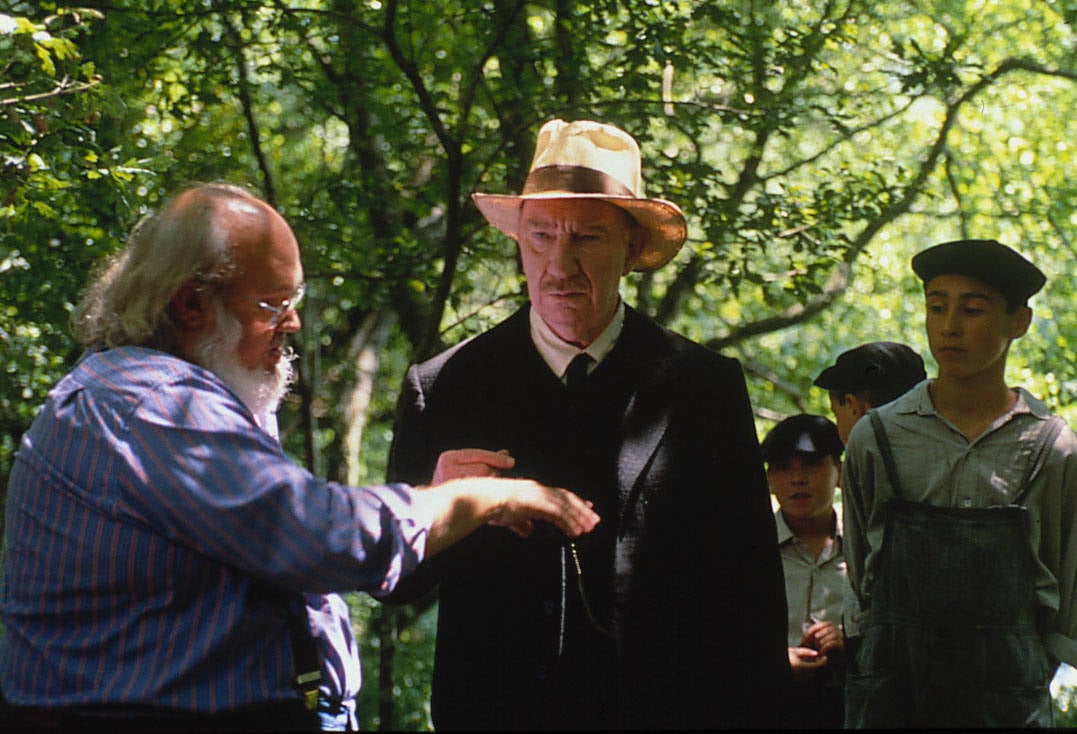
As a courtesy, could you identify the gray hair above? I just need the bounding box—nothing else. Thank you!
[72,182,258,352]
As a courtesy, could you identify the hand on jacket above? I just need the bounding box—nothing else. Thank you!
[433,448,515,482]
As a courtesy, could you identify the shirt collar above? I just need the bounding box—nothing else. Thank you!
[530,300,625,379]
[905,380,1050,421]
[256,411,280,441]
[773,507,842,546]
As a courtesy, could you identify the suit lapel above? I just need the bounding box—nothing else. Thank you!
[612,311,678,533]
[616,391,672,532]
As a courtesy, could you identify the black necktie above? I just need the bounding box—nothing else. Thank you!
[564,353,594,391]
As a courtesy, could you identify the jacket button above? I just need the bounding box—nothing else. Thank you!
[542,600,555,614]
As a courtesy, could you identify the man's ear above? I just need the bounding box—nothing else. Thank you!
[623,226,649,274]
[170,280,213,331]
[1008,305,1033,339]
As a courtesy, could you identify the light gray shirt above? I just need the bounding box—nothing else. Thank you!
[775,509,845,648]
[842,380,1077,665]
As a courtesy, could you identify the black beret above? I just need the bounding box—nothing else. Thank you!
[761,414,843,465]
[911,239,1045,303]
[813,341,926,394]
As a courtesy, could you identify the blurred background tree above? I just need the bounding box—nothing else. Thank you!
[2,0,1076,729]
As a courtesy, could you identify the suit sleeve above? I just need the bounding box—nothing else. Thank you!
[627,351,790,728]
[709,358,791,726]
[386,365,437,487]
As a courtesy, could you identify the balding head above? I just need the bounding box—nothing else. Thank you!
[73,183,279,354]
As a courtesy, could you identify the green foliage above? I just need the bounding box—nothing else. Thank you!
[0,5,150,495]
[350,594,437,732]
[2,0,1077,729]
[1057,682,1077,727]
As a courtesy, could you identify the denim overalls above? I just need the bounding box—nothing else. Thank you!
[845,412,1065,728]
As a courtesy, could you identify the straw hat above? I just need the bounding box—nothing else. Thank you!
[472,119,688,271]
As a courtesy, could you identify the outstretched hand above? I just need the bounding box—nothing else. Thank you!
[419,475,600,558]
[432,448,597,536]
[484,477,598,538]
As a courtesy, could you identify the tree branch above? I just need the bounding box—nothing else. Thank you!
[220,11,278,207]
[0,77,100,107]
[708,53,1076,350]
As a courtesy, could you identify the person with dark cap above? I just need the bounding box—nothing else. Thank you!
[762,414,847,729]
[813,342,928,684]
[814,341,927,443]
[382,119,789,729]
[841,239,1077,728]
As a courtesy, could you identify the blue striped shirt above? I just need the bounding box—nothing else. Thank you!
[0,347,428,712]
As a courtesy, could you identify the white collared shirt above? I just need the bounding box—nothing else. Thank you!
[529,301,625,383]
[774,508,846,647]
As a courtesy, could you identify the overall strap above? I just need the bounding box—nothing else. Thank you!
[1013,416,1066,506]
[868,410,906,500]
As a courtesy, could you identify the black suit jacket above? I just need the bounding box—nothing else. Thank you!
[386,305,789,729]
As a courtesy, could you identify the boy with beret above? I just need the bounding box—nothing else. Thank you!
[814,341,927,443]
[762,414,847,729]
[842,239,1077,727]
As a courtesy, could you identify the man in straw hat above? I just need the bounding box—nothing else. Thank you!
[384,119,789,729]
[841,239,1077,727]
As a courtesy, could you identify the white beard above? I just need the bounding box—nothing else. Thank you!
[192,303,296,419]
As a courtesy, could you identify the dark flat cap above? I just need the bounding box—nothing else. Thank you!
[814,341,926,396]
[911,239,1045,303]
[761,414,843,465]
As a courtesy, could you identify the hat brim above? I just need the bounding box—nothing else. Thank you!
[472,192,688,272]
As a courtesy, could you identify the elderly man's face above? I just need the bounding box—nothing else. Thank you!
[186,198,303,418]
[217,199,304,373]
[517,198,645,348]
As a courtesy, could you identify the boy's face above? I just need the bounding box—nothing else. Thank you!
[924,274,1032,382]
[767,453,840,522]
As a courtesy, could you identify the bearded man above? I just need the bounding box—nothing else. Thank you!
[0,183,599,732]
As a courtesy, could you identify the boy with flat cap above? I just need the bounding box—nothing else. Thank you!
[842,239,1077,728]
[815,343,927,653]
[762,414,847,729]
[814,341,927,443]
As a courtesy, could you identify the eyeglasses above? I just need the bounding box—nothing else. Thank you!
[230,283,306,328]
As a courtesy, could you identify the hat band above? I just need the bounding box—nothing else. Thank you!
[522,165,635,198]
